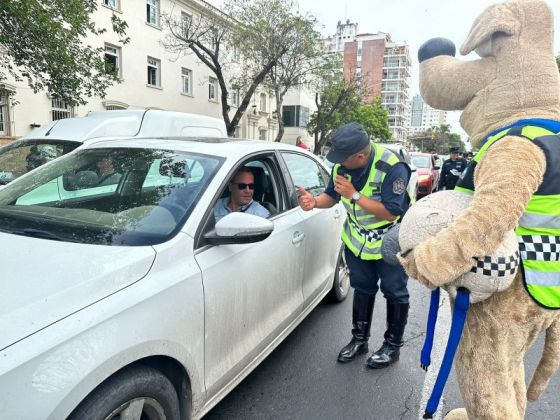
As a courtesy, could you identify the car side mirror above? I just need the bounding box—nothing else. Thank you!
[204,212,274,245]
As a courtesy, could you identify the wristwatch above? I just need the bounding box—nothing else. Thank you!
[351,191,361,203]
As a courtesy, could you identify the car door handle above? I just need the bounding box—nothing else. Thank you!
[292,231,305,245]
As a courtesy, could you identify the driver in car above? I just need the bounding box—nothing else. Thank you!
[214,167,270,222]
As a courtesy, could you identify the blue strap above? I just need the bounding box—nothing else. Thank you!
[421,288,440,370]
[424,288,471,419]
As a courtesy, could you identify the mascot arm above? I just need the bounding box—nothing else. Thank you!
[399,136,545,288]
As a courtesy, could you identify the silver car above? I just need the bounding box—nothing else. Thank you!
[0,137,348,420]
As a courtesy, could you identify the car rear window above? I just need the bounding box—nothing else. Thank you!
[0,139,80,185]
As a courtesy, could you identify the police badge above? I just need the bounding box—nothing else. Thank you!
[392,178,406,194]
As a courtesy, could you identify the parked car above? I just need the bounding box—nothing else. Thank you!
[383,143,419,200]
[0,109,227,185]
[323,143,418,203]
[0,137,348,420]
[410,152,441,198]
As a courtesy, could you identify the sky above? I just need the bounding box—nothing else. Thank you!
[295,0,560,143]
[207,0,560,144]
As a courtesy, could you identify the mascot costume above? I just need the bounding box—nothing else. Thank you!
[395,0,560,418]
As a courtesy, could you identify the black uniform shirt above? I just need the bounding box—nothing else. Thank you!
[325,150,411,217]
[438,158,468,190]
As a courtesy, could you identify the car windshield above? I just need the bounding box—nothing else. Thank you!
[0,139,80,185]
[411,155,430,168]
[0,147,222,246]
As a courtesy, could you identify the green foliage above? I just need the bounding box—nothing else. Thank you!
[556,54,560,72]
[308,76,391,153]
[0,0,129,105]
[349,97,391,142]
[261,10,328,142]
[408,124,465,154]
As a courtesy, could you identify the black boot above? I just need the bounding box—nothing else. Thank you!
[366,301,409,369]
[337,291,375,363]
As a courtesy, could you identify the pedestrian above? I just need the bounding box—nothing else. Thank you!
[298,122,411,368]
[296,136,309,150]
[438,146,468,190]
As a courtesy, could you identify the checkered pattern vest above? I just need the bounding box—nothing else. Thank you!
[334,142,401,261]
[456,125,560,309]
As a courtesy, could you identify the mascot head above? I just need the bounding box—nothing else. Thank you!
[418,0,560,149]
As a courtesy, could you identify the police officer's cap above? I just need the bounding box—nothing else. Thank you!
[450,146,460,153]
[326,123,370,163]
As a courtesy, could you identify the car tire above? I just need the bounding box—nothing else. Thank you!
[68,365,181,420]
[328,245,350,303]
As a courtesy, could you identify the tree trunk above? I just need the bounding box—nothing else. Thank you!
[274,90,284,142]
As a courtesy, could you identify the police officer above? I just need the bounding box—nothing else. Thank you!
[298,123,411,369]
[438,146,468,190]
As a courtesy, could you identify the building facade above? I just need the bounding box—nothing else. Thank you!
[0,0,278,143]
[407,94,448,135]
[324,21,411,142]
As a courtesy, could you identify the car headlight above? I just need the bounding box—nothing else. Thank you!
[418,175,431,182]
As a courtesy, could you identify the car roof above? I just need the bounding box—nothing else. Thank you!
[81,137,310,159]
[21,109,228,142]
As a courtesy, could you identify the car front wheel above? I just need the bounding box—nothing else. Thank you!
[68,365,181,420]
[328,246,350,302]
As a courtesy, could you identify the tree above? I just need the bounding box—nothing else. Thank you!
[407,124,465,154]
[0,0,129,105]
[307,74,391,154]
[262,11,329,142]
[163,0,302,137]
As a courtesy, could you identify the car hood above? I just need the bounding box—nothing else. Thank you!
[0,232,156,351]
[417,168,431,176]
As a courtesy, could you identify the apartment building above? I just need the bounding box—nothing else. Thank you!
[324,21,411,142]
[0,0,278,142]
[407,94,447,135]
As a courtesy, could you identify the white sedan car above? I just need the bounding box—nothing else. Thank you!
[0,138,348,420]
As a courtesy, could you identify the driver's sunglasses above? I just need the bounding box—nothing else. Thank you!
[233,182,255,190]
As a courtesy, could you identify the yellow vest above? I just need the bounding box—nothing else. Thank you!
[456,125,560,309]
[334,142,406,260]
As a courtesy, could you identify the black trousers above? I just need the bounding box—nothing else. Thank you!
[344,246,409,303]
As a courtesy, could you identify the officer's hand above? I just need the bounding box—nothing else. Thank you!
[298,187,316,211]
[334,175,356,200]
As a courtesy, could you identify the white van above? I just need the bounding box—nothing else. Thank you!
[0,109,227,185]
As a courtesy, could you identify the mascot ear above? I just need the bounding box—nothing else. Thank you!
[460,3,520,55]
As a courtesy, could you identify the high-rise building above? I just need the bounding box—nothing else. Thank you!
[325,21,411,142]
[407,94,447,135]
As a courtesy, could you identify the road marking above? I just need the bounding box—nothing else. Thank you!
[418,292,451,420]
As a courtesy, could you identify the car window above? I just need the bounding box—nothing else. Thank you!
[411,155,430,168]
[0,140,79,185]
[196,155,286,249]
[0,147,222,246]
[281,152,328,197]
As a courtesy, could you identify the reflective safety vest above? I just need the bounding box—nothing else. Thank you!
[455,125,560,309]
[334,142,408,260]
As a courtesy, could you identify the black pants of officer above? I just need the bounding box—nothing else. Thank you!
[338,247,409,367]
[344,247,409,302]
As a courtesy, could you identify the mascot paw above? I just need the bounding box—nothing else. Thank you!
[444,408,468,420]
[397,250,437,289]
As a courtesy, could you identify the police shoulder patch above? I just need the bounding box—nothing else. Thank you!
[393,178,406,194]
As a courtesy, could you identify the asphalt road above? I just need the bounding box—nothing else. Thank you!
[204,280,560,420]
